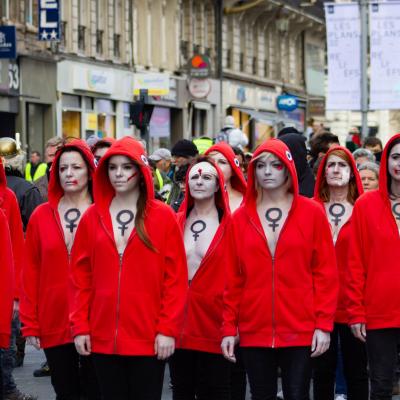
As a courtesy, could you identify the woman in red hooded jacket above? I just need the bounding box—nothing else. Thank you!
[312,146,368,400]
[221,139,338,400]
[347,133,400,399]
[0,208,14,400]
[20,140,99,400]
[205,142,247,212]
[169,157,232,399]
[70,137,187,400]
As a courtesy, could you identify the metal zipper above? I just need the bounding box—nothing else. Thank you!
[114,252,123,353]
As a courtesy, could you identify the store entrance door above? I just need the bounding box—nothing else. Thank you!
[26,103,47,155]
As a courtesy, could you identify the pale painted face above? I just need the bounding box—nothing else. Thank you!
[188,161,219,200]
[388,143,400,183]
[255,152,288,190]
[59,151,89,194]
[208,151,232,183]
[325,154,351,187]
[360,169,379,192]
[108,155,140,194]
[94,146,109,163]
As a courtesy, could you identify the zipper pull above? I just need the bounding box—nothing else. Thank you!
[119,253,123,266]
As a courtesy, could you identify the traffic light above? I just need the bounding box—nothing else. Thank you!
[129,99,154,130]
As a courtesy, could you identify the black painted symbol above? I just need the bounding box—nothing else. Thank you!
[64,208,81,233]
[265,208,283,232]
[329,203,346,226]
[190,220,206,241]
[116,210,134,236]
[392,203,400,220]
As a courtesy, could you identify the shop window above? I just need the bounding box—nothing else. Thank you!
[96,99,115,138]
[83,97,94,111]
[62,94,80,109]
[149,107,171,154]
[62,111,81,139]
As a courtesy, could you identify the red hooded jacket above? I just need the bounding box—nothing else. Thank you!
[70,137,188,356]
[20,140,96,348]
[0,209,14,348]
[0,159,25,299]
[347,133,400,329]
[222,139,338,348]
[314,146,363,324]
[176,160,232,353]
[205,142,247,197]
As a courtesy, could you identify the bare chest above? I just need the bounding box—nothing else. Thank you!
[324,202,353,243]
[110,206,137,254]
[390,200,400,234]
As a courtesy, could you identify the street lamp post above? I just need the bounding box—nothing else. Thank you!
[360,0,369,138]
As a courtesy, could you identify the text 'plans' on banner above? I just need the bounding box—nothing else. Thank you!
[325,3,361,111]
[370,2,400,110]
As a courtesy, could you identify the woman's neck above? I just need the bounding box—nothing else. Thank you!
[329,185,349,203]
[61,189,91,207]
[390,180,400,199]
[113,188,140,207]
[260,185,290,204]
[192,196,217,216]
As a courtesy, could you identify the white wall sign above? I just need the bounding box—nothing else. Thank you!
[188,78,211,99]
[325,3,361,110]
[73,66,114,94]
[133,73,170,96]
[370,2,400,110]
[256,88,278,112]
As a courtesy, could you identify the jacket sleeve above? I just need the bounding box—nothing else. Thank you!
[311,206,339,332]
[20,212,41,338]
[222,220,245,337]
[0,212,14,348]
[346,202,367,325]
[7,191,25,300]
[156,210,188,338]
[69,211,93,337]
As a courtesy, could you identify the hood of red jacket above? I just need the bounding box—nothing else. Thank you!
[314,146,363,203]
[48,139,96,209]
[205,142,247,195]
[379,133,400,199]
[94,137,154,214]
[245,139,298,208]
[178,159,230,223]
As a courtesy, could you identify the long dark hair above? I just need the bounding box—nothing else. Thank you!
[386,137,400,195]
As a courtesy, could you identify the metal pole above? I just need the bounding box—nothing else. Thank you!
[360,0,369,139]
[215,0,224,130]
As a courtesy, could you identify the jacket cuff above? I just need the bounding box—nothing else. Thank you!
[348,316,366,326]
[21,326,40,338]
[315,320,334,332]
[222,325,237,338]
[156,322,178,339]
[71,322,90,338]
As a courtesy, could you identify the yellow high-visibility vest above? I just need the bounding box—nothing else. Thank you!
[25,162,47,182]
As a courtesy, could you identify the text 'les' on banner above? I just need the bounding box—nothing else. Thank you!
[370,2,400,110]
[325,3,361,111]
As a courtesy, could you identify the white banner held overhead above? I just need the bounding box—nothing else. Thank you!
[325,3,361,110]
[370,2,400,110]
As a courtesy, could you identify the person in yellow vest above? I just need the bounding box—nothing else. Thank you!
[25,151,47,182]
[193,136,214,155]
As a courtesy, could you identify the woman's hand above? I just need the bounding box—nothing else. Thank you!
[26,336,41,350]
[350,323,366,343]
[221,336,237,363]
[311,329,330,358]
[74,335,91,356]
[154,334,175,360]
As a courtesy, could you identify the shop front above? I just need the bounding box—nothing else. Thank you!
[0,60,18,139]
[57,60,134,140]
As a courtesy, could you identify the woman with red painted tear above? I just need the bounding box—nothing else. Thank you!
[20,140,100,400]
[0,209,14,400]
[347,133,400,400]
[168,157,232,400]
[221,139,339,400]
[205,142,247,212]
[312,146,368,400]
[70,137,187,400]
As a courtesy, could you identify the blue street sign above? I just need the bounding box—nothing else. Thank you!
[38,0,60,41]
[0,26,16,59]
[277,95,298,112]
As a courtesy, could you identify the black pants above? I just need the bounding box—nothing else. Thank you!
[241,346,311,400]
[92,353,165,400]
[313,323,369,400]
[367,328,400,400]
[169,349,231,400]
[44,343,100,400]
[231,347,247,400]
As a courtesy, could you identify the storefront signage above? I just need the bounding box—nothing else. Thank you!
[133,73,170,96]
[257,89,278,112]
[188,78,211,99]
[38,0,60,41]
[73,66,114,94]
[277,95,298,112]
[236,86,247,103]
[188,55,211,78]
[0,27,16,59]
[85,113,98,131]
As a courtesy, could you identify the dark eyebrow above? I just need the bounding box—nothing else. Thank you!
[391,153,400,157]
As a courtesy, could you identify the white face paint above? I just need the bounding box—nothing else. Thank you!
[208,151,232,183]
[188,161,219,200]
[325,154,351,187]
[388,143,400,183]
[255,152,288,190]
[108,155,140,194]
[59,151,89,194]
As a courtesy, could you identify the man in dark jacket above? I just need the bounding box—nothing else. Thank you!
[278,130,315,198]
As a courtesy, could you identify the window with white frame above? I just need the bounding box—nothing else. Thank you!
[1,0,9,19]
[25,0,33,24]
